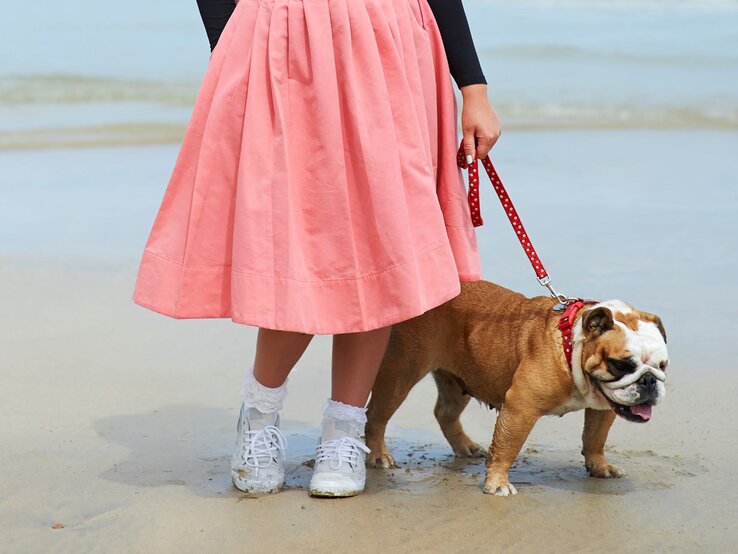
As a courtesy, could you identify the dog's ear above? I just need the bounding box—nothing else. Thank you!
[642,312,667,343]
[654,316,667,343]
[582,306,614,337]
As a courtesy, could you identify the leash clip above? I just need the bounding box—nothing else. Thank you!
[537,275,577,305]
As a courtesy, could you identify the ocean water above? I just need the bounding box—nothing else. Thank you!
[1,0,737,148]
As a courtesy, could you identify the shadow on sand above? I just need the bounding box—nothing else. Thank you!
[94,405,701,500]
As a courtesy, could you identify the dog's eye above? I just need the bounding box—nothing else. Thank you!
[607,357,638,375]
[659,360,669,371]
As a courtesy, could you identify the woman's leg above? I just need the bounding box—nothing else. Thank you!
[308,324,392,497]
[331,325,392,408]
[252,327,314,387]
[231,327,313,495]
[250,324,391,401]
[331,325,393,406]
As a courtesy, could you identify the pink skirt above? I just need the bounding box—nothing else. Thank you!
[133,0,482,334]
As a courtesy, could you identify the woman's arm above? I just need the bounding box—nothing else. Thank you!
[424,0,486,88]
[196,0,237,51]
[425,0,500,160]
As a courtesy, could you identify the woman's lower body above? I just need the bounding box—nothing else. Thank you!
[132,0,482,496]
[235,326,392,496]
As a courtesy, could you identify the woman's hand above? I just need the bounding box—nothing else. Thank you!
[459,84,501,163]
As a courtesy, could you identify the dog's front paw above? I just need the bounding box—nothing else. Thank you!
[585,460,626,479]
[483,483,518,496]
[482,476,518,496]
[367,447,398,469]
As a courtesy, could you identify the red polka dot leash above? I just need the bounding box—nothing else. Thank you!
[457,140,599,367]
[456,139,578,307]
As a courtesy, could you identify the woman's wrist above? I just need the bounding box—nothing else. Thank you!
[460,83,488,99]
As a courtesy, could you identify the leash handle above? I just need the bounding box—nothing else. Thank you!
[456,140,570,303]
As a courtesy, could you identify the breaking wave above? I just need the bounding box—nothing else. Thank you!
[1,72,736,150]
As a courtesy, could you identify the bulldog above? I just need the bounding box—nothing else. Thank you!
[365,279,669,495]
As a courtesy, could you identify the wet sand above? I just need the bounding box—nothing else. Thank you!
[1,259,736,552]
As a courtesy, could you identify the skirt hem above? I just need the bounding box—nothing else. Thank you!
[133,238,482,334]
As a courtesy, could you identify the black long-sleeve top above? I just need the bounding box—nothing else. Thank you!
[195,0,487,88]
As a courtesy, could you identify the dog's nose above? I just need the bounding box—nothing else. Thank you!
[640,373,659,396]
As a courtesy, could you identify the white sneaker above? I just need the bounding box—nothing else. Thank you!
[308,419,371,497]
[231,403,287,495]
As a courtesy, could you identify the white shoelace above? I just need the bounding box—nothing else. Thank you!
[315,436,371,470]
[241,425,288,476]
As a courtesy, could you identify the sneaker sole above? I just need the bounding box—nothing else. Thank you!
[308,487,362,498]
[308,476,366,498]
[231,474,284,496]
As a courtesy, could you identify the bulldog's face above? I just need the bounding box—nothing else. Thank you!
[578,301,668,423]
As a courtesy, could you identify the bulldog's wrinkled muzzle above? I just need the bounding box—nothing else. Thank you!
[596,364,667,422]
[600,363,667,390]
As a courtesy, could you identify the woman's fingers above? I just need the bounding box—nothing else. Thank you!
[463,127,501,163]
[463,130,477,164]
[476,130,500,159]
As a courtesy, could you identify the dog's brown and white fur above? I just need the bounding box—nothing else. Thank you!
[365,280,668,495]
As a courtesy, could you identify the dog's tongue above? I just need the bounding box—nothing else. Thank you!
[630,404,652,421]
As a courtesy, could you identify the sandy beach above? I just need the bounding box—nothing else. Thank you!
[3,0,738,551]
[1,260,736,552]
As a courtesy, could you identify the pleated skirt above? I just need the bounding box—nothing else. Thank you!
[133,0,482,334]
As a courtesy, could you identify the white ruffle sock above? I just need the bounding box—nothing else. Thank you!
[240,363,288,414]
[321,398,367,437]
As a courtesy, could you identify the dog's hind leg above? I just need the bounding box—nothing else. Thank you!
[432,369,486,458]
[365,356,428,469]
